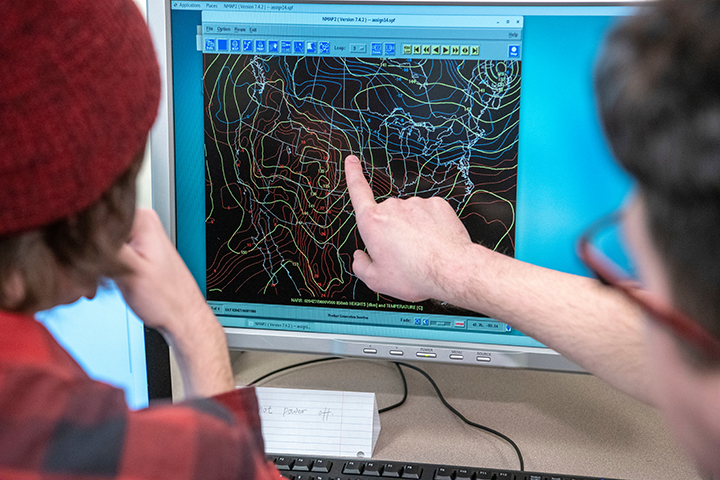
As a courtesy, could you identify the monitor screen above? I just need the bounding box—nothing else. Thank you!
[148,0,640,372]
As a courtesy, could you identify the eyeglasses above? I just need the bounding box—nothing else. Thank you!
[577,210,720,360]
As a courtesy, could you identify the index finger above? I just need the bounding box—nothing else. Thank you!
[345,155,377,215]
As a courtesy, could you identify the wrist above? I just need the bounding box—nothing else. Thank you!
[432,242,501,312]
[162,302,234,398]
[165,302,225,355]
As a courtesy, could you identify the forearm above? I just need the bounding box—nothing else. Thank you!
[116,209,235,399]
[437,244,656,406]
[160,303,235,399]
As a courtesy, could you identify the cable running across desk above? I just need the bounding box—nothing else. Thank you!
[394,362,523,471]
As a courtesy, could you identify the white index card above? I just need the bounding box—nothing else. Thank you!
[255,386,381,458]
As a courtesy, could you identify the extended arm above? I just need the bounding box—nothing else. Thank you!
[345,155,654,406]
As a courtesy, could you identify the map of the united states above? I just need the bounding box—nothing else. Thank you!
[203,53,520,313]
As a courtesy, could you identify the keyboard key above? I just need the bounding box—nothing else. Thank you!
[401,464,422,479]
[382,462,403,477]
[293,458,312,471]
[435,466,455,480]
[476,470,493,479]
[312,459,332,472]
[364,461,382,476]
[456,468,476,480]
[275,457,294,470]
[343,461,363,475]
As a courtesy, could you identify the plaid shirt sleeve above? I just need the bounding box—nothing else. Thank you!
[0,313,284,480]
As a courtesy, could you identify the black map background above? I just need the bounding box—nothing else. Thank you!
[204,54,520,316]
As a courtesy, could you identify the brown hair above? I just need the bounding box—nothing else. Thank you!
[0,150,143,313]
[595,0,720,365]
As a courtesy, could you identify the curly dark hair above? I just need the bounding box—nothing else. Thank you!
[595,0,720,357]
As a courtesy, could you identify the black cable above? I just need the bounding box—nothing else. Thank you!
[395,361,524,472]
[247,356,342,386]
[378,362,408,414]
[247,357,408,413]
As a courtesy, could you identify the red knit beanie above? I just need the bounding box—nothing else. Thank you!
[0,0,160,236]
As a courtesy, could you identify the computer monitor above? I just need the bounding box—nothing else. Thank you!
[148,0,643,373]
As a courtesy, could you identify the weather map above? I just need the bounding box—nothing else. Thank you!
[203,53,521,314]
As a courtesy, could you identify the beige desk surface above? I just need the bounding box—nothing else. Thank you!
[231,350,701,480]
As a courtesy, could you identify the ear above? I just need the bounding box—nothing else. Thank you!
[0,270,27,311]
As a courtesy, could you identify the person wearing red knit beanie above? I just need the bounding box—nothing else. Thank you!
[0,1,281,478]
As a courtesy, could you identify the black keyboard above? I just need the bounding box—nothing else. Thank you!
[271,455,624,480]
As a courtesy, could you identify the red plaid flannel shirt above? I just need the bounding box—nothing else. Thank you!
[0,310,284,480]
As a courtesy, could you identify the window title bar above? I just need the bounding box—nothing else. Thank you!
[202,11,523,28]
